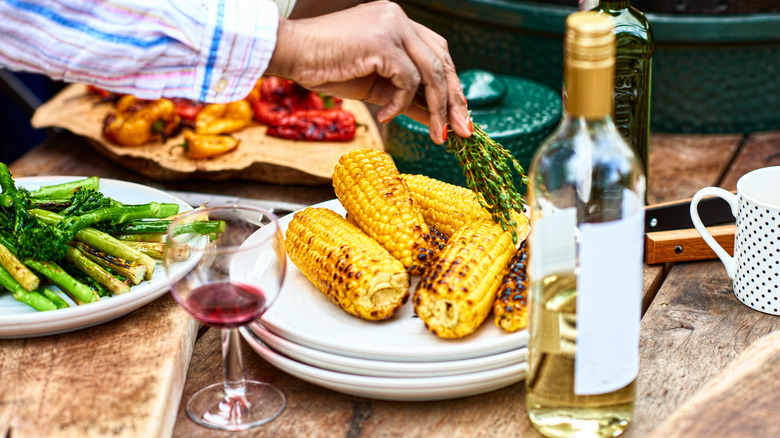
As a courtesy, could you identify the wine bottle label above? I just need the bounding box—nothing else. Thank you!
[575,203,643,395]
[529,207,577,280]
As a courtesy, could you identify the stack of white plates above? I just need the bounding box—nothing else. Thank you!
[240,200,529,402]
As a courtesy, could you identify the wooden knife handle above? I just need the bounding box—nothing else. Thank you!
[645,224,735,264]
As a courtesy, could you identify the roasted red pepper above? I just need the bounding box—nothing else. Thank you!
[172,98,206,126]
[266,109,356,142]
[87,85,122,102]
[251,100,290,126]
[252,77,344,124]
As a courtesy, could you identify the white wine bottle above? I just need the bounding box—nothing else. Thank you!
[525,12,645,438]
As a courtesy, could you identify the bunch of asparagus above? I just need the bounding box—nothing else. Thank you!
[0,163,224,311]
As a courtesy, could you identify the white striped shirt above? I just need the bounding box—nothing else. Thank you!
[0,0,281,103]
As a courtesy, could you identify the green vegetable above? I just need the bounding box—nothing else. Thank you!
[446,123,527,243]
[28,176,99,199]
[106,219,226,237]
[0,162,224,311]
[410,91,527,243]
[0,263,57,311]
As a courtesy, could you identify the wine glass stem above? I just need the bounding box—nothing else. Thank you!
[222,328,247,395]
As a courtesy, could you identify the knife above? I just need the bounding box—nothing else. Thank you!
[167,190,309,217]
[644,192,736,264]
[644,194,734,234]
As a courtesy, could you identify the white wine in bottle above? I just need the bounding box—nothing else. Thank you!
[525,11,646,438]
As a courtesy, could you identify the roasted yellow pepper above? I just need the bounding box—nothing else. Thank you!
[195,100,253,135]
[181,130,239,159]
[102,96,181,146]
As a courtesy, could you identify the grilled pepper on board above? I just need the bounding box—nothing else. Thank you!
[180,131,239,160]
[103,96,180,146]
[285,207,409,321]
[194,100,253,135]
[266,109,356,142]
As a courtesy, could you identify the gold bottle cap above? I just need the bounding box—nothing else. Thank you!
[564,12,615,119]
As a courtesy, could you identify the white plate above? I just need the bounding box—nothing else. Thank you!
[260,199,528,362]
[249,321,528,378]
[240,326,527,401]
[0,176,194,338]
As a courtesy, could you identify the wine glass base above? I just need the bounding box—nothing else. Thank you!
[186,380,286,431]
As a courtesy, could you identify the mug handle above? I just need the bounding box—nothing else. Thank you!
[690,187,739,278]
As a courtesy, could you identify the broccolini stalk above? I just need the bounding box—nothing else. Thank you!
[112,219,227,236]
[56,202,180,230]
[0,263,57,311]
[121,241,171,261]
[27,198,73,211]
[41,288,70,309]
[0,239,40,292]
[28,176,99,199]
[65,246,131,295]
[24,259,99,305]
[115,233,164,242]
[31,209,157,280]
[72,242,147,285]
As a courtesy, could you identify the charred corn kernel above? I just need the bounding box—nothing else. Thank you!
[402,173,530,241]
[494,240,529,333]
[195,100,253,135]
[332,148,443,275]
[181,131,239,159]
[285,207,410,321]
[413,218,516,339]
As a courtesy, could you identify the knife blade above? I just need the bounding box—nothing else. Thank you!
[644,193,734,234]
[167,190,309,217]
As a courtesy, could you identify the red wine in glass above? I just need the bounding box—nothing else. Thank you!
[165,205,286,431]
[184,282,267,329]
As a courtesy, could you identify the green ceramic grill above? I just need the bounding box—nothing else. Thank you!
[398,0,780,134]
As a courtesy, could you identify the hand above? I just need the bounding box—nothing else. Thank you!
[266,1,472,144]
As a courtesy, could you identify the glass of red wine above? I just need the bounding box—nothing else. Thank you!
[164,205,286,431]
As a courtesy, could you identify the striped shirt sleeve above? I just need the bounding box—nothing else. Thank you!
[0,0,280,103]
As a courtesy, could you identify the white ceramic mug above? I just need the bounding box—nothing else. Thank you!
[690,166,780,315]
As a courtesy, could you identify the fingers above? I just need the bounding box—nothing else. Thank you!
[412,23,472,139]
[372,55,421,127]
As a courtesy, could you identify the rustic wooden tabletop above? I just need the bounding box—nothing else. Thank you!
[1,129,779,437]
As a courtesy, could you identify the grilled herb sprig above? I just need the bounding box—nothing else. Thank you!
[446,123,528,243]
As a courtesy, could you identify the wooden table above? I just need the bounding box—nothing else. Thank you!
[2,129,780,437]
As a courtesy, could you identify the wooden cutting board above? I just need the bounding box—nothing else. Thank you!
[647,330,780,438]
[0,295,198,438]
[31,84,384,185]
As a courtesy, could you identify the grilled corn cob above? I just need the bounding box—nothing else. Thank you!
[494,240,529,333]
[333,148,442,275]
[402,173,530,240]
[413,218,516,339]
[285,207,409,321]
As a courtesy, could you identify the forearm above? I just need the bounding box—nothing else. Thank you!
[289,0,368,18]
[0,0,280,103]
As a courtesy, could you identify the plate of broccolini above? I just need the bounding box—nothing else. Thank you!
[0,172,202,338]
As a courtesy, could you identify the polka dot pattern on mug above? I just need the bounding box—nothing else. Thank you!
[733,195,780,315]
